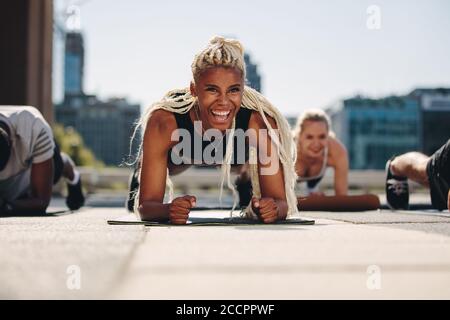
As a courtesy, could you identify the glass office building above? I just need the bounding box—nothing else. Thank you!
[410,88,450,155]
[329,96,420,170]
[244,53,262,93]
[64,32,84,96]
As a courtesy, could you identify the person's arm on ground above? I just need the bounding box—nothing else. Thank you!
[329,137,349,196]
[248,112,288,223]
[138,110,196,223]
[7,159,53,215]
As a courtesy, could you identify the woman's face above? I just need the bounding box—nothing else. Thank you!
[191,66,244,132]
[299,120,329,158]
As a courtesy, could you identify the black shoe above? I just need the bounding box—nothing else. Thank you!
[385,158,409,210]
[66,178,85,211]
[127,167,140,212]
[235,176,253,208]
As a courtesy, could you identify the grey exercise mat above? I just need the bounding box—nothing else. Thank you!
[107,214,315,226]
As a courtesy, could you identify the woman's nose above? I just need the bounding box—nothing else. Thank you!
[311,139,321,147]
[218,94,230,105]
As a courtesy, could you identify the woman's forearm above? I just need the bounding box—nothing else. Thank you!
[334,179,348,196]
[138,200,170,221]
[8,198,49,215]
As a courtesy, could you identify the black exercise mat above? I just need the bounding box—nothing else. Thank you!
[107,214,315,226]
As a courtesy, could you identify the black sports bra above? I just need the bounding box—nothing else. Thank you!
[168,107,252,166]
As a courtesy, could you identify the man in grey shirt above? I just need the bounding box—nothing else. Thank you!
[0,106,84,215]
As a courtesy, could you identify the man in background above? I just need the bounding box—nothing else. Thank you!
[0,106,84,215]
[386,139,450,211]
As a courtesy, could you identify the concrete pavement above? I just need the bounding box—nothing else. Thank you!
[1,194,450,299]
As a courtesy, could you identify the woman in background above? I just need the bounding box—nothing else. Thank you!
[293,109,349,196]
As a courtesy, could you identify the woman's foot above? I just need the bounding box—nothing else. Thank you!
[385,157,409,210]
[66,178,85,210]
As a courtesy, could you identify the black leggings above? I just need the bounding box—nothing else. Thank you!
[426,139,450,210]
[52,142,64,185]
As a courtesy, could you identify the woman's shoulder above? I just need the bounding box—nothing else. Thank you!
[248,110,277,129]
[144,109,178,141]
[327,136,348,161]
[148,109,177,129]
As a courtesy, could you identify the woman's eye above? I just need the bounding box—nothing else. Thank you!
[229,87,240,93]
[206,87,217,92]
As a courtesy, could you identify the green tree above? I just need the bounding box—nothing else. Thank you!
[53,124,104,168]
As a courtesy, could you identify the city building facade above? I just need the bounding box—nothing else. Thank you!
[55,29,140,166]
[56,95,140,165]
[244,53,262,92]
[410,88,450,155]
[329,95,420,170]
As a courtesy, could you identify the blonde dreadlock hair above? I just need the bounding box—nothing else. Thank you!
[132,36,299,218]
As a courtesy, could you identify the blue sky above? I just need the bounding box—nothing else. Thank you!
[54,0,450,116]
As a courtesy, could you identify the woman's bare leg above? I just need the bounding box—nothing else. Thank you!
[390,152,430,187]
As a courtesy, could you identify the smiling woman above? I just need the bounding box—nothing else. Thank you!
[293,109,349,196]
[127,36,299,224]
[190,67,243,132]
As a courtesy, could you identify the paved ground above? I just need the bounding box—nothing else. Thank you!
[1,193,450,300]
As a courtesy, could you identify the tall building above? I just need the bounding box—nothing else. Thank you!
[244,53,262,92]
[55,30,140,166]
[64,32,84,96]
[409,88,450,155]
[329,95,420,169]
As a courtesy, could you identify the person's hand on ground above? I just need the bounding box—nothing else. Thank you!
[169,195,196,225]
[251,197,279,224]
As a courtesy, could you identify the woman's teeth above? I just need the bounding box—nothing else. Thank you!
[211,110,230,121]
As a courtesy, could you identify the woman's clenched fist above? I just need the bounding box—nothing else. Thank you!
[169,195,196,225]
